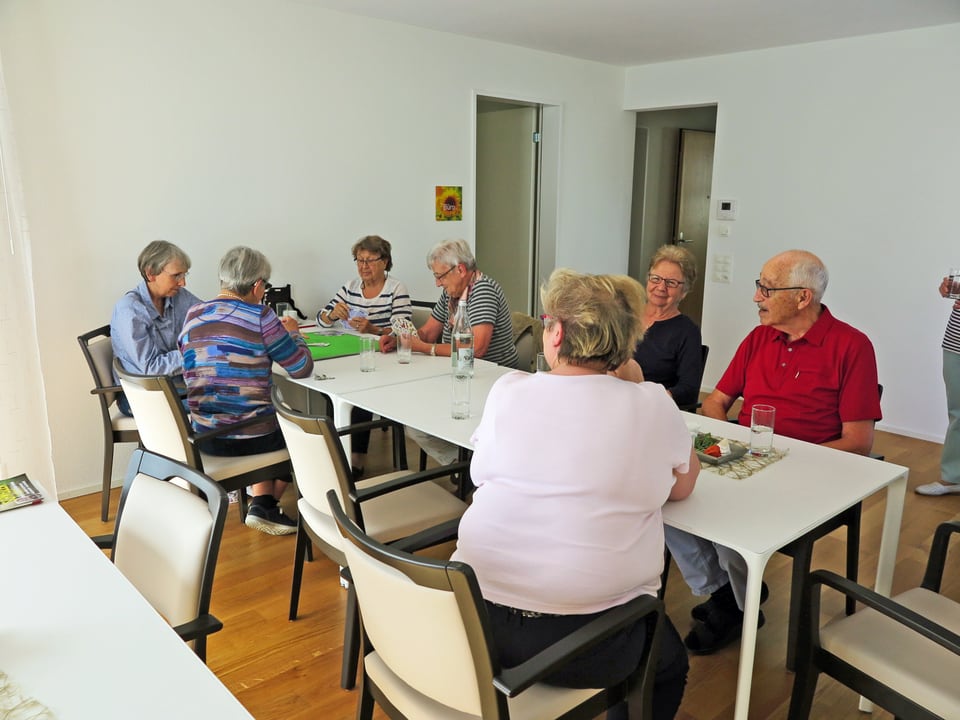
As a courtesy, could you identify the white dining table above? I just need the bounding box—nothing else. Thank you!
[0,499,254,720]
[282,350,503,457]
[666,413,908,719]
[281,364,909,720]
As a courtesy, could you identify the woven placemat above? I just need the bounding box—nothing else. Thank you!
[0,671,55,719]
[703,447,790,480]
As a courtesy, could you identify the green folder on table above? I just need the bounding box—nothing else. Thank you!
[303,332,370,360]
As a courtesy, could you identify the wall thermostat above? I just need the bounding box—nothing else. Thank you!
[716,199,738,220]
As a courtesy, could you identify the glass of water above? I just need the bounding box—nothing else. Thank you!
[749,404,776,456]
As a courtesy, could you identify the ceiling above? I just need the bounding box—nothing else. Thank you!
[304,0,960,66]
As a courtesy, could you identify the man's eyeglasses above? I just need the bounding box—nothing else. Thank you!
[647,274,684,289]
[162,270,189,282]
[433,265,457,281]
[355,256,382,266]
[754,279,806,299]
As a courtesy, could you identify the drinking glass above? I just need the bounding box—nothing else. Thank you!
[535,352,551,372]
[275,302,291,317]
[451,371,470,419]
[397,332,412,364]
[948,268,960,300]
[749,404,775,456]
[359,335,377,372]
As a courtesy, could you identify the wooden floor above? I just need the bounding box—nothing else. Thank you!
[61,427,960,720]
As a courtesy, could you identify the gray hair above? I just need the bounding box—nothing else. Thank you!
[648,245,697,290]
[426,239,477,272]
[218,246,271,295]
[785,250,829,304]
[138,240,191,280]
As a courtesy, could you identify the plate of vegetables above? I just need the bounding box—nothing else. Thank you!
[694,432,749,465]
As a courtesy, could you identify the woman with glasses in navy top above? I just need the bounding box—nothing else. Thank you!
[633,245,703,409]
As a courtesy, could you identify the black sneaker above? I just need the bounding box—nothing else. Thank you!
[245,504,297,536]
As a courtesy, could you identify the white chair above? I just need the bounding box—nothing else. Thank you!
[115,360,292,522]
[272,386,468,690]
[789,519,960,719]
[77,325,140,521]
[329,489,666,720]
[92,448,227,662]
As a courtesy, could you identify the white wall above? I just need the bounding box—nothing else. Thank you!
[0,0,634,498]
[625,24,960,442]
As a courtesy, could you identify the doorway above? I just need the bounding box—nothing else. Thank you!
[628,106,717,329]
[474,96,559,316]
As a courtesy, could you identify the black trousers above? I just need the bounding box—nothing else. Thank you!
[485,600,688,720]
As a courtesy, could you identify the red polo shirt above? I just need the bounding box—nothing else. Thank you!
[716,306,881,445]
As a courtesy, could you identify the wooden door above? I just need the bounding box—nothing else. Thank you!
[674,129,714,329]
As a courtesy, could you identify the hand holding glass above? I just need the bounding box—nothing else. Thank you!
[749,404,775,456]
[948,268,960,300]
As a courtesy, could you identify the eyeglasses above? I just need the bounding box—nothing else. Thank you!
[162,270,189,282]
[647,274,684,289]
[433,265,457,281]
[539,314,555,328]
[355,256,382,266]
[754,279,806,299]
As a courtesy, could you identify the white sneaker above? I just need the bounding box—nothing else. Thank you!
[914,482,960,496]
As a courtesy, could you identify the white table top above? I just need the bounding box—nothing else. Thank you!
[664,413,908,556]
[341,361,514,448]
[0,500,253,719]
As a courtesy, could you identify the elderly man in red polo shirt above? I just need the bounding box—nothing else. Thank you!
[665,249,882,655]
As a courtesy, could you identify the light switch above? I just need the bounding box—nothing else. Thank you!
[713,255,733,283]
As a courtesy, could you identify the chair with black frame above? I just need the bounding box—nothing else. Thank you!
[788,520,960,720]
[677,344,709,413]
[115,359,292,523]
[328,489,667,720]
[271,386,469,690]
[77,325,141,522]
[92,448,227,662]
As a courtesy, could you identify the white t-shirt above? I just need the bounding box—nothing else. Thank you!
[452,371,692,615]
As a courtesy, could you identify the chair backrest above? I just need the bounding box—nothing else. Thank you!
[511,312,543,373]
[115,359,199,467]
[272,386,356,539]
[330,490,500,718]
[113,448,227,633]
[411,300,433,330]
[698,344,709,385]
[78,325,121,410]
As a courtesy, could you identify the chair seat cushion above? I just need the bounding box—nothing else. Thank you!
[111,409,138,432]
[365,652,599,720]
[199,448,290,481]
[359,470,467,544]
[821,587,960,717]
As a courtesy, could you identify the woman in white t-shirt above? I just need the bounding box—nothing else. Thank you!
[453,268,699,720]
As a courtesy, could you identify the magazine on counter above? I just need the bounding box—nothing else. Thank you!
[0,474,43,512]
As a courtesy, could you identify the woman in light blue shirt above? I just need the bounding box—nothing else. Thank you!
[110,240,201,414]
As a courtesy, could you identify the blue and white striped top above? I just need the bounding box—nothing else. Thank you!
[318,276,412,330]
[943,304,960,354]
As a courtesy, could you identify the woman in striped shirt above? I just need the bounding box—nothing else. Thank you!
[317,235,412,477]
[916,274,960,495]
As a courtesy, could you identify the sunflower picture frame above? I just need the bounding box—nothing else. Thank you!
[435,185,462,221]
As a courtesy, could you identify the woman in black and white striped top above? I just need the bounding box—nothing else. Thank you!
[316,235,412,477]
[916,274,960,496]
